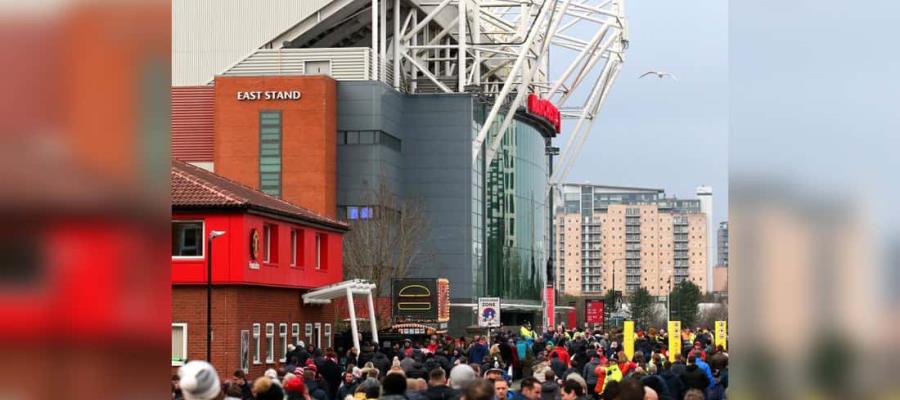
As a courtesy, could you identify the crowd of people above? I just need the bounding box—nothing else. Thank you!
[173,322,728,400]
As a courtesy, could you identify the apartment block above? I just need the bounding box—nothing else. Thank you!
[554,184,709,297]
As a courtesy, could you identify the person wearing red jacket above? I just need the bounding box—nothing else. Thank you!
[551,344,571,368]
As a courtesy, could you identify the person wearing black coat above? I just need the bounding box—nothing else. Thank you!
[336,372,358,400]
[549,353,567,380]
[372,351,391,377]
[304,370,330,400]
[659,370,684,400]
[680,364,710,393]
[640,375,674,400]
[319,354,342,399]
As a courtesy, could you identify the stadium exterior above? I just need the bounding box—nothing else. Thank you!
[173,0,627,333]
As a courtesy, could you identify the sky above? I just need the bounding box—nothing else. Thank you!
[555,0,729,225]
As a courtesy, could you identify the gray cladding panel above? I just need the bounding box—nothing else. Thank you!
[336,81,478,300]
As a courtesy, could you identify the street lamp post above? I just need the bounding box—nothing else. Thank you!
[207,230,226,362]
[608,257,626,310]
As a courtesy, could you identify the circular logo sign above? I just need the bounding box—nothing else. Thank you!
[250,229,260,260]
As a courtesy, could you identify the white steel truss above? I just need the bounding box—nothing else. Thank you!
[381,0,628,174]
[268,0,626,180]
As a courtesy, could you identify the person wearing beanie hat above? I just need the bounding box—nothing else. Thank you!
[178,360,221,400]
[264,368,281,386]
[284,376,309,400]
[448,363,476,390]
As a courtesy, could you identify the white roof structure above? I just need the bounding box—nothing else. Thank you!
[303,279,379,352]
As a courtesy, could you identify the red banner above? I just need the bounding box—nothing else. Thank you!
[585,299,605,325]
[527,94,561,133]
[567,308,577,328]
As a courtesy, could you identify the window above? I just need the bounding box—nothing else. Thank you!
[240,330,250,373]
[305,323,313,345]
[314,323,322,348]
[305,60,331,76]
[172,221,203,257]
[252,324,261,364]
[290,229,302,266]
[315,234,324,270]
[279,323,288,362]
[263,224,278,263]
[172,323,187,366]
[265,323,275,364]
[259,111,282,197]
[292,323,301,345]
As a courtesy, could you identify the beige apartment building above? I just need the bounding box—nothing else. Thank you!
[555,184,709,297]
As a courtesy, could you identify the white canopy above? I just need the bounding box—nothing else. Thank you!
[302,279,378,352]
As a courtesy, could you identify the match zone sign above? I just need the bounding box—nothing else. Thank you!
[478,297,501,328]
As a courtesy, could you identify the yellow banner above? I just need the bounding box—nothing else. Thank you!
[715,320,727,350]
[668,320,681,362]
[623,321,634,360]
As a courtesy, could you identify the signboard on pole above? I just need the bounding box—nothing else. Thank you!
[623,321,635,361]
[715,320,727,350]
[585,299,604,325]
[478,297,501,328]
[668,320,681,362]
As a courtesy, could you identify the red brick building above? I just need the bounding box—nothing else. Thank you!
[171,160,347,378]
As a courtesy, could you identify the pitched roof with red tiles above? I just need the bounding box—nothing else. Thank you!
[171,160,348,231]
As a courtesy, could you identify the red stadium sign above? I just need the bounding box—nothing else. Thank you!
[586,299,605,325]
[527,94,561,133]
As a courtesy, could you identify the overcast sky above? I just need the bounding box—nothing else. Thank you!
[556,0,728,225]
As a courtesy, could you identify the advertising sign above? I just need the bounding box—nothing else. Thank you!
[585,299,605,325]
[393,279,438,322]
[527,94,562,132]
[478,297,501,328]
[715,320,727,350]
[545,287,555,328]
[623,321,635,361]
[437,279,450,322]
[668,320,682,362]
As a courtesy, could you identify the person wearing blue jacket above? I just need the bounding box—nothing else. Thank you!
[468,336,489,365]
[688,354,715,389]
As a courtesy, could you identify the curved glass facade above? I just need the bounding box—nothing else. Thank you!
[482,114,549,301]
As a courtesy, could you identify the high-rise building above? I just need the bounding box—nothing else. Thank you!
[555,184,709,297]
[696,186,714,292]
[717,221,729,267]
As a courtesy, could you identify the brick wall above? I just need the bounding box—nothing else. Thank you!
[172,286,336,379]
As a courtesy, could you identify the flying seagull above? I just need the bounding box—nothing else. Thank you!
[640,71,678,81]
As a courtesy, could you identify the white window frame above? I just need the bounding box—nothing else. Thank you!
[290,229,298,266]
[315,234,322,270]
[279,323,288,362]
[324,323,332,349]
[263,225,272,263]
[252,324,261,364]
[305,323,313,345]
[314,322,322,348]
[265,323,275,364]
[240,330,250,373]
[172,220,205,259]
[172,323,188,366]
[292,323,301,345]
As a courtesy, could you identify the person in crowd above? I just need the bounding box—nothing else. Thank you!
[682,389,705,400]
[540,370,560,400]
[406,378,429,400]
[679,356,710,393]
[550,352,567,380]
[177,360,221,400]
[461,379,495,400]
[513,377,541,400]
[230,370,254,400]
[337,371,358,400]
[468,336,489,365]
[561,379,587,400]
[425,367,460,400]
[284,376,310,400]
[379,373,408,400]
[492,377,513,400]
[303,369,328,400]
[252,376,285,400]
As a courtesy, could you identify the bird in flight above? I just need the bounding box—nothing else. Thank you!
[639,71,678,81]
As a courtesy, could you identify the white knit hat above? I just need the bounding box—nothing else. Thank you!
[178,361,221,400]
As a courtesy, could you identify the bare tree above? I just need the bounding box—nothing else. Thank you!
[342,183,430,295]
